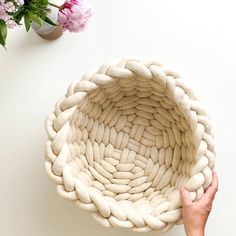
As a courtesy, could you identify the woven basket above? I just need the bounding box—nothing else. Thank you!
[45,58,215,232]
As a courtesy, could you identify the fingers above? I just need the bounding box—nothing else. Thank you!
[202,171,219,201]
[180,188,192,207]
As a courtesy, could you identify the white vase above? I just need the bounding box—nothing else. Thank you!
[31,0,64,40]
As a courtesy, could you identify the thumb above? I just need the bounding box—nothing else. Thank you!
[180,188,192,207]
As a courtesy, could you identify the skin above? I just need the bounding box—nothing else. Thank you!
[180,172,218,236]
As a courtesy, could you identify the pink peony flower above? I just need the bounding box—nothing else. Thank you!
[58,0,92,32]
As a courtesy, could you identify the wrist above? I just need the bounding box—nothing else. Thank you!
[187,230,204,236]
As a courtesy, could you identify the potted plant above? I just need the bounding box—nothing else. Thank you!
[0,0,92,47]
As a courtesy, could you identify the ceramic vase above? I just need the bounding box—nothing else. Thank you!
[31,0,64,40]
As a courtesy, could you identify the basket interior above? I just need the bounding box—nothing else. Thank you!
[65,75,195,212]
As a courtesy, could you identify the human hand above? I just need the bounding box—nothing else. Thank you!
[180,171,218,236]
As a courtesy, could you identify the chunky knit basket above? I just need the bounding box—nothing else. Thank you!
[45,58,215,233]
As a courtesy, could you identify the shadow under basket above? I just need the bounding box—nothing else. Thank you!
[45,58,215,232]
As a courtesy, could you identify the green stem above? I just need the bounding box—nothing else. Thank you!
[48,2,62,10]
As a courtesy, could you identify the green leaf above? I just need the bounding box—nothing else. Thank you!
[13,7,25,24]
[24,11,31,32]
[44,16,57,26]
[0,20,7,47]
[41,0,49,5]
[30,14,43,26]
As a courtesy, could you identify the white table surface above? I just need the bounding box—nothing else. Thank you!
[0,0,235,235]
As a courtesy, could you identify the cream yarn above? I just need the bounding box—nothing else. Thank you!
[45,58,215,232]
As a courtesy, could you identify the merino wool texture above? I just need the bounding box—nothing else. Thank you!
[45,58,215,232]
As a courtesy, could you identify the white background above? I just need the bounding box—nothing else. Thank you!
[0,0,235,235]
